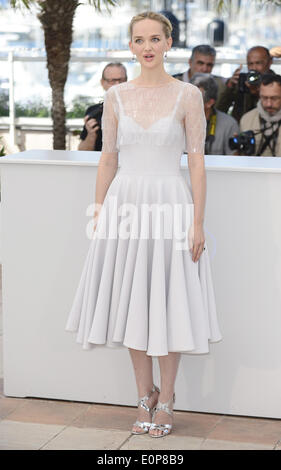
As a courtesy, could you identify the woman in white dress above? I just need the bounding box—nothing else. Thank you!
[66,11,222,438]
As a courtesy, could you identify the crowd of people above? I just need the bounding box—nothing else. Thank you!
[78,44,281,157]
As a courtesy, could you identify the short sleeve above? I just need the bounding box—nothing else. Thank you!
[101,87,119,154]
[184,84,206,155]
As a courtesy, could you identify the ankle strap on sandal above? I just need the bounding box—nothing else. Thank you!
[153,392,175,417]
[138,384,160,413]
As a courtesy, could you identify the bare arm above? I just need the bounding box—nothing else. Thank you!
[93,152,118,226]
[93,87,119,230]
[184,84,207,262]
[188,154,206,229]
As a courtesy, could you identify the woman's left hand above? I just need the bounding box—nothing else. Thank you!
[188,222,205,263]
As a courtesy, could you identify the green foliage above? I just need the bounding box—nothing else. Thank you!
[66,95,94,118]
[10,0,120,12]
[215,0,281,13]
[0,137,5,156]
[10,0,36,9]
[0,93,50,117]
[88,0,119,12]
[0,92,9,117]
[15,100,50,117]
[0,92,95,118]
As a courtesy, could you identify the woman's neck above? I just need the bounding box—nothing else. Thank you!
[135,66,172,86]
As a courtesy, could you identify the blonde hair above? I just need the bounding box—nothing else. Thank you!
[129,11,173,40]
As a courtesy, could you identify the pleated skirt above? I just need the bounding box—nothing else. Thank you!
[65,171,222,356]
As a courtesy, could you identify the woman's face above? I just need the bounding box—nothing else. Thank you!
[129,18,172,69]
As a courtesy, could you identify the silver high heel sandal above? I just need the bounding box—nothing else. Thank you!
[149,392,175,438]
[131,384,160,435]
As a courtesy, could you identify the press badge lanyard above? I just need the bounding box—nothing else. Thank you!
[205,109,217,154]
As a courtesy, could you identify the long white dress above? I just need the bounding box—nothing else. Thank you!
[65,80,222,356]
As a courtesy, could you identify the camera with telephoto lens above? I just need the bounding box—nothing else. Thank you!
[238,69,262,93]
[86,103,103,128]
[229,130,256,155]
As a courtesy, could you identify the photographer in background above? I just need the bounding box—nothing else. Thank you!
[190,73,239,155]
[216,46,275,123]
[78,63,127,151]
[238,74,281,157]
[173,44,226,102]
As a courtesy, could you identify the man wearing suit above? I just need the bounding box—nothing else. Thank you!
[173,44,226,102]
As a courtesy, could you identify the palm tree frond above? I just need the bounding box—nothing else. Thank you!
[10,0,120,13]
[87,0,119,12]
[9,0,120,149]
[10,0,35,9]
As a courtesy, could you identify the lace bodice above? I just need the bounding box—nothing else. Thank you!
[101,80,206,158]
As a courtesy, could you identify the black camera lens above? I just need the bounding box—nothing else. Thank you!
[229,130,256,155]
[246,70,261,86]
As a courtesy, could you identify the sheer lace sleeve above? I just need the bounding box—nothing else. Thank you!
[101,86,119,158]
[184,84,206,155]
